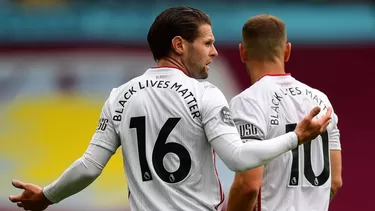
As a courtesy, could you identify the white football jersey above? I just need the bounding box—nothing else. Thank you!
[230,74,341,211]
[90,67,238,211]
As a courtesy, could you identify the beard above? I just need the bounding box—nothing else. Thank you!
[184,54,209,79]
[190,66,208,79]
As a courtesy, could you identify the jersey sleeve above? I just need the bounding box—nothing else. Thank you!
[320,93,341,151]
[328,110,341,150]
[90,90,121,153]
[229,95,267,142]
[200,83,238,142]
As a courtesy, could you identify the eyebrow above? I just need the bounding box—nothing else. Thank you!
[206,38,215,43]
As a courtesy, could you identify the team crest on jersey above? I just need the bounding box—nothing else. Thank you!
[220,106,235,126]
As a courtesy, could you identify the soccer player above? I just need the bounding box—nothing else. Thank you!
[9,7,332,211]
[226,14,342,211]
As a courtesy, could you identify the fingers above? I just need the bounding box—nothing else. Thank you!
[12,180,26,190]
[317,107,332,132]
[9,194,23,203]
[306,106,321,120]
[17,202,23,208]
[306,106,332,123]
[321,120,331,132]
[318,107,332,125]
[9,180,27,203]
[325,107,332,119]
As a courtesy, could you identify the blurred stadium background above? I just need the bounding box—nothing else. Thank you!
[0,0,374,210]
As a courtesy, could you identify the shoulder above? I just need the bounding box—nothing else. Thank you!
[199,81,225,98]
[230,80,278,107]
[229,87,265,120]
[199,80,219,90]
[302,82,332,106]
[106,75,143,102]
[198,81,231,113]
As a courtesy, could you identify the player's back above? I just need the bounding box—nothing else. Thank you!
[106,67,224,211]
[233,75,338,211]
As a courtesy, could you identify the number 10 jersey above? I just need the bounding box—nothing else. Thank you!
[90,67,239,211]
[229,74,341,211]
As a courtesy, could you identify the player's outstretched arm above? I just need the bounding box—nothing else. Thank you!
[9,180,52,211]
[210,106,332,172]
[9,93,120,211]
[9,144,114,211]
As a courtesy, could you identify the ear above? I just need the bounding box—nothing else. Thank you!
[239,43,247,63]
[171,36,185,55]
[284,42,292,62]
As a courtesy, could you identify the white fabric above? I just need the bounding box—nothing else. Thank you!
[211,132,297,172]
[43,144,113,203]
[42,68,304,211]
[230,74,341,211]
[43,131,298,205]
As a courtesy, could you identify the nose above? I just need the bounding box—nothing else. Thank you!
[211,45,218,57]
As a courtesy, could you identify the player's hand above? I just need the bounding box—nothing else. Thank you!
[9,180,53,211]
[295,106,332,145]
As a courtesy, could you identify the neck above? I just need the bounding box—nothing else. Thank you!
[157,56,190,76]
[246,59,286,84]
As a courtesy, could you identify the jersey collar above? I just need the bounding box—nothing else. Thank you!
[150,66,190,76]
[257,73,291,81]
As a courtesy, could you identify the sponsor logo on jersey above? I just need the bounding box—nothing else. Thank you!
[237,123,263,141]
[96,118,109,131]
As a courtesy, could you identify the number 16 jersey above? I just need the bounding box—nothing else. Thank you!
[230,74,341,211]
[90,67,239,211]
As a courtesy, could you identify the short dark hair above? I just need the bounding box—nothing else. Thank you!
[242,14,286,61]
[147,6,211,61]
